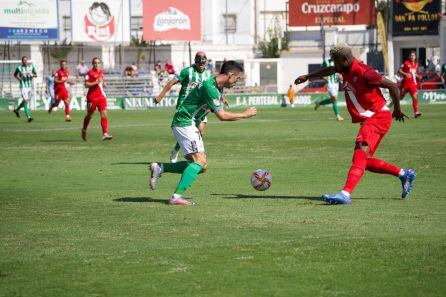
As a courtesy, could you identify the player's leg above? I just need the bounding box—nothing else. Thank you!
[170,142,181,163]
[22,88,33,122]
[63,94,71,121]
[82,102,95,141]
[410,88,421,118]
[150,126,205,205]
[48,93,61,113]
[98,99,112,140]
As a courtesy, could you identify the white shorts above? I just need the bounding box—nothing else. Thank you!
[326,83,339,97]
[21,88,33,100]
[172,125,205,157]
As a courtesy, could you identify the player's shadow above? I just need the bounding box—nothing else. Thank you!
[111,162,151,165]
[212,193,323,201]
[113,197,168,204]
[40,139,76,143]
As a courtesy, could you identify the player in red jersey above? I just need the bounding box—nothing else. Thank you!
[48,60,72,121]
[295,44,416,204]
[81,57,112,141]
[398,51,422,118]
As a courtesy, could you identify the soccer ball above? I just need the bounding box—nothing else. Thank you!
[251,169,272,191]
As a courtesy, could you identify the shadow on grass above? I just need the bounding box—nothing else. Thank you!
[113,197,168,204]
[111,162,151,165]
[211,193,323,201]
[212,193,401,202]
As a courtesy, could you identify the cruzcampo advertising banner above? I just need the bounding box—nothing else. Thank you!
[0,0,59,40]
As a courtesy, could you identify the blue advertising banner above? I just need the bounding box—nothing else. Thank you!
[0,0,59,40]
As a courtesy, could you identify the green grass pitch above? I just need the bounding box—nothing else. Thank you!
[1,105,446,296]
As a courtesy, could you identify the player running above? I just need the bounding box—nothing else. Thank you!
[398,51,422,118]
[150,61,257,206]
[295,44,416,205]
[13,56,36,122]
[314,58,344,121]
[156,52,227,163]
[81,57,112,141]
[48,60,72,122]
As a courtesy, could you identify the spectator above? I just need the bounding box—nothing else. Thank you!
[76,60,89,78]
[154,61,162,74]
[124,65,136,78]
[164,59,175,74]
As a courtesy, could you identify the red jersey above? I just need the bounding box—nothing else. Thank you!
[85,69,106,100]
[54,69,69,93]
[400,60,418,88]
[340,58,388,123]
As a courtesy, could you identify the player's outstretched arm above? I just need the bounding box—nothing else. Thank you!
[156,78,178,104]
[214,107,256,121]
[380,77,408,122]
[85,80,99,88]
[294,66,336,85]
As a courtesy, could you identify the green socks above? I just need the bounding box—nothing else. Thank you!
[174,142,180,151]
[332,101,340,116]
[23,102,30,118]
[17,101,25,110]
[163,161,189,174]
[318,98,332,105]
[175,162,203,195]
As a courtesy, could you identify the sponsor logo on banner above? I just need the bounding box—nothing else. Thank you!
[0,0,59,40]
[392,0,441,36]
[154,7,191,32]
[84,2,115,41]
[142,0,200,41]
[422,91,446,103]
[289,0,375,26]
[71,0,130,43]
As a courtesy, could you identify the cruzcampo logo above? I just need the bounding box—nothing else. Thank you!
[3,0,49,16]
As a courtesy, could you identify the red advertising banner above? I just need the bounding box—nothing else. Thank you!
[142,0,201,41]
[289,0,375,27]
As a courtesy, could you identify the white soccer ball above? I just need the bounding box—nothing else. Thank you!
[251,169,272,191]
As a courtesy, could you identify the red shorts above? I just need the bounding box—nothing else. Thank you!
[87,97,107,112]
[55,89,69,103]
[400,85,418,97]
[355,110,392,157]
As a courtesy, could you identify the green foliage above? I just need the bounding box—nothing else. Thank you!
[258,17,287,58]
[0,106,445,296]
[41,38,72,61]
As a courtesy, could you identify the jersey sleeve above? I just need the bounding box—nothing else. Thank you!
[322,60,328,68]
[14,67,20,77]
[32,66,37,74]
[363,69,382,87]
[177,68,189,84]
[201,83,222,112]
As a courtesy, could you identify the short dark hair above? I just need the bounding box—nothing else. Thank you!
[92,57,101,64]
[60,59,67,64]
[21,56,28,62]
[220,60,244,75]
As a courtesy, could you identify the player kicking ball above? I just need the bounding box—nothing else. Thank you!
[150,61,257,206]
[81,57,112,141]
[48,60,72,122]
[156,51,228,163]
[295,44,416,205]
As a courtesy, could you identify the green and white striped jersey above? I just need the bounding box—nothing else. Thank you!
[322,59,338,85]
[176,65,213,109]
[14,64,36,89]
[172,79,222,127]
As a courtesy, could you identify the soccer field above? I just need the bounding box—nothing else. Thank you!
[1,106,446,296]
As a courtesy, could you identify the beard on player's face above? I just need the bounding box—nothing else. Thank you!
[334,58,351,73]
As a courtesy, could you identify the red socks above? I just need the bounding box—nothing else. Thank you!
[343,149,367,194]
[64,102,70,116]
[101,117,108,134]
[413,98,419,113]
[366,158,401,176]
[83,116,91,130]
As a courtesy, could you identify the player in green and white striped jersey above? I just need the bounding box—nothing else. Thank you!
[156,52,227,162]
[13,56,37,122]
[314,58,344,121]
